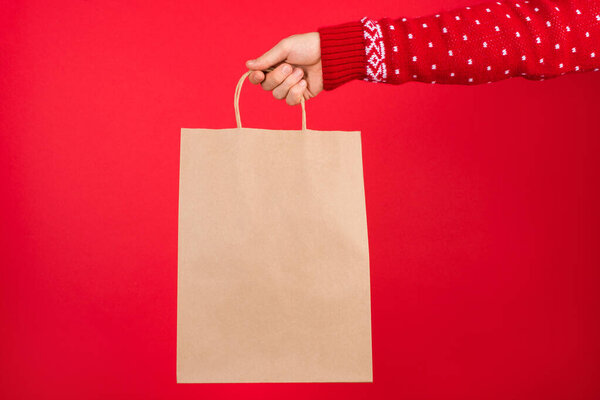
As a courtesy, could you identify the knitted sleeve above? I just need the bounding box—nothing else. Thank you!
[317,0,600,90]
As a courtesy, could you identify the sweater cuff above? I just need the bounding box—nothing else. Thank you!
[318,21,367,90]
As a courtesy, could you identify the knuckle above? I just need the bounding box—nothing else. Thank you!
[278,37,291,50]
[262,64,292,90]
[291,84,303,97]
[272,89,284,100]
[277,63,292,76]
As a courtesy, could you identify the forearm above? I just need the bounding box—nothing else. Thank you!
[318,0,600,89]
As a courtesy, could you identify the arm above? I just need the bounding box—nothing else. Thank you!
[246,0,600,104]
[319,0,600,89]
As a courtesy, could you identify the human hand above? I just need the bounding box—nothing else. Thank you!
[245,32,323,105]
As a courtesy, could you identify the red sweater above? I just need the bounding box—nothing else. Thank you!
[317,0,600,89]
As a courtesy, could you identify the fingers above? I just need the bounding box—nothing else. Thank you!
[261,63,293,91]
[286,80,307,106]
[246,38,289,71]
[248,70,265,85]
[272,67,304,100]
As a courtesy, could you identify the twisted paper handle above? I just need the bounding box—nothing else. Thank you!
[234,71,307,131]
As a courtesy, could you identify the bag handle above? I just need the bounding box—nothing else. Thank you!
[234,71,307,131]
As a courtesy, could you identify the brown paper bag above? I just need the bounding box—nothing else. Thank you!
[177,72,372,383]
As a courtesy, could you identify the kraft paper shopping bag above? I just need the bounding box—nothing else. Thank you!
[177,71,372,383]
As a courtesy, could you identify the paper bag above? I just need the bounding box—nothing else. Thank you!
[177,72,372,383]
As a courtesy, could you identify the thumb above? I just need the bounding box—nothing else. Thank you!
[246,39,289,71]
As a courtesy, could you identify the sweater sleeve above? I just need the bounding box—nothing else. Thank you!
[317,0,600,90]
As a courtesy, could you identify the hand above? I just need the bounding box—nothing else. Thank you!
[246,32,323,106]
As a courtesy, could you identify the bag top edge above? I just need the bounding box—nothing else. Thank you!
[180,127,361,134]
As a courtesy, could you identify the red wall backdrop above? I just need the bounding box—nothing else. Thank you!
[2,0,600,399]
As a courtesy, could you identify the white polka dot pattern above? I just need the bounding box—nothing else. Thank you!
[359,0,600,85]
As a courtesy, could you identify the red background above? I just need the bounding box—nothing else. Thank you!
[2,0,600,399]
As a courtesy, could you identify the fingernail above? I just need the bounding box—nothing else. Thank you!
[294,68,303,76]
[282,65,292,74]
[246,60,255,66]
[299,80,307,87]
